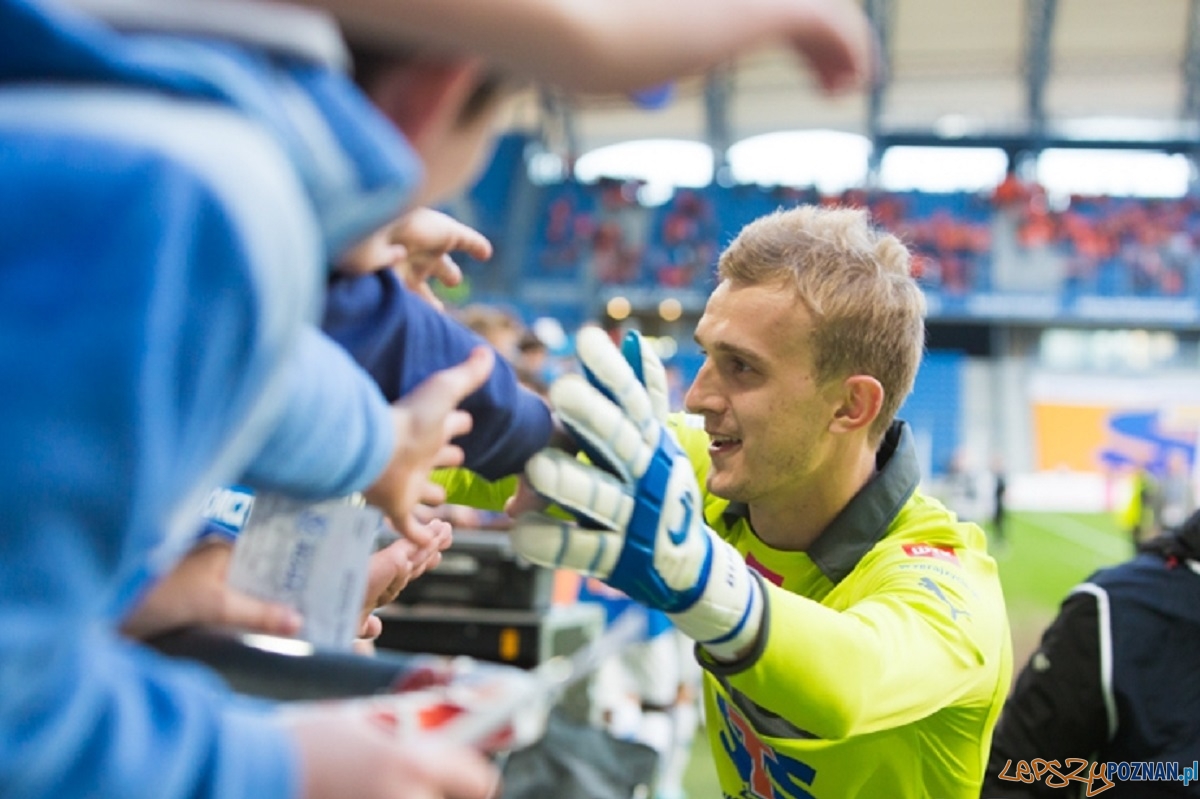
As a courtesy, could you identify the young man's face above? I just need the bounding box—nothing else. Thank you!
[685,279,842,506]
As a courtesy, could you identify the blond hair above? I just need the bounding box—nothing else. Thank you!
[717,205,925,442]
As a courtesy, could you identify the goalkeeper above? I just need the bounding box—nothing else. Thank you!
[441,205,1012,798]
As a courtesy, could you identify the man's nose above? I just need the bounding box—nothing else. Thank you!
[684,362,718,415]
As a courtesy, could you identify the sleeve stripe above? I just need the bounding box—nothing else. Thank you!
[1071,582,1118,741]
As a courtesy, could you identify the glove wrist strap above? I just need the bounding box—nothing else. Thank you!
[670,534,763,661]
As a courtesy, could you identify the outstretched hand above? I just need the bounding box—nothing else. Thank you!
[335,207,493,311]
[363,347,495,545]
[357,520,452,639]
[287,709,500,799]
[120,540,303,641]
[390,208,493,310]
[786,0,878,94]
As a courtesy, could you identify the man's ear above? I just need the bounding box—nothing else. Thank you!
[830,375,884,434]
[367,58,483,150]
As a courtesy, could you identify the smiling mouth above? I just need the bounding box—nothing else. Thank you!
[707,434,742,457]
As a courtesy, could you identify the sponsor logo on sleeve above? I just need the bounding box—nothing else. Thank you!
[902,543,960,566]
[918,576,971,622]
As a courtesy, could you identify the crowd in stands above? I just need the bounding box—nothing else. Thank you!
[1004,178,1200,298]
[506,172,1200,300]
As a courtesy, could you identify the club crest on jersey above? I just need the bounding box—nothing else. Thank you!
[717,695,817,799]
[902,543,960,566]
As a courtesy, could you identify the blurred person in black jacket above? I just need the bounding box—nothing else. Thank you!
[981,508,1200,797]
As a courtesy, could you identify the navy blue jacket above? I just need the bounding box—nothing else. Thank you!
[983,552,1200,797]
[323,270,553,481]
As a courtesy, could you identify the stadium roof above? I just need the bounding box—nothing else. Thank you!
[504,0,1200,157]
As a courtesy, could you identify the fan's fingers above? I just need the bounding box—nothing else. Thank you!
[418,480,447,507]
[524,448,634,531]
[575,326,658,441]
[550,375,653,482]
[436,253,464,286]
[509,512,623,578]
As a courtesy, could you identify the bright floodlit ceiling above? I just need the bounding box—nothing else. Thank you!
[500,0,1198,153]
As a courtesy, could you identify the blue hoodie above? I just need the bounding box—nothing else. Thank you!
[0,1,466,796]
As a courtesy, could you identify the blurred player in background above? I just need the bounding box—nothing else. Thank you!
[576,577,702,799]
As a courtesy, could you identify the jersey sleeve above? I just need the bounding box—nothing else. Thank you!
[706,547,1007,741]
[433,468,519,512]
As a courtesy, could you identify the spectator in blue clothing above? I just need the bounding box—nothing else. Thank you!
[0,3,501,798]
[129,211,543,642]
[2,1,877,798]
[125,32,559,648]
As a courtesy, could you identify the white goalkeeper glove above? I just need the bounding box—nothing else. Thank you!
[512,327,763,661]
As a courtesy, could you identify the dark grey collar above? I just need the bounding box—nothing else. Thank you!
[721,420,920,585]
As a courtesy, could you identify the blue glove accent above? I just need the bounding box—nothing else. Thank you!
[621,330,647,385]
[567,335,638,486]
[516,327,764,658]
[705,582,759,647]
[602,430,713,614]
[556,414,627,486]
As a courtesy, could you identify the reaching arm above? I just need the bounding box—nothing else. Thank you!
[241,325,397,498]
[323,270,554,480]
[299,0,874,94]
[717,557,1006,741]
[239,317,502,542]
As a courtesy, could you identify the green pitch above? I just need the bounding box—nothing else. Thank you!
[989,510,1130,631]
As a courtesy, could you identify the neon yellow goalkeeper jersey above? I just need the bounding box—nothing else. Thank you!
[436,417,1012,799]
[672,418,1012,799]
